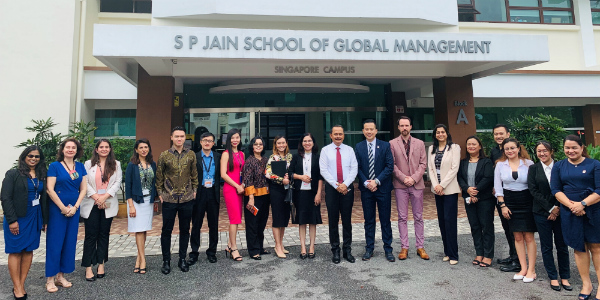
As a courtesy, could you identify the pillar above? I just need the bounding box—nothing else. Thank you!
[136,65,175,153]
[433,76,476,159]
[385,84,407,138]
[583,104,600,146]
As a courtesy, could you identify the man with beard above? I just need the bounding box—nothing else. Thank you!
[390,116,429,261]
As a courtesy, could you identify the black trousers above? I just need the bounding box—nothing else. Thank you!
[533,213,570,280]
[435,194,459,260]
[465,198,495,258]
[82,205,113,267]
[190,187,220,258]
[361,189,393,253]
[244,194,271,256]
[496,204,517,259]
[325,184,354,252]
[161,201,194,261]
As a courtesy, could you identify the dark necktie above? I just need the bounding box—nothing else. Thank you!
[336,147,343,184]
[368,143,375,180]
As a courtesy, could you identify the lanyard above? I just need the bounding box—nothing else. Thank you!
[139,163,148,185]
[29,177,40,199]
[202,156,213,176]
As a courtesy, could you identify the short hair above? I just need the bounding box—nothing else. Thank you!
[464,136,486,159]
[247,136,266,157]
[363,119,376,128]
[564,135,589,158]
[397,116,412,126]
[331,124,344,131]
[199,132,215,142]
[493,124,510,133]
[171,126,186,135]
[56,138,83,161]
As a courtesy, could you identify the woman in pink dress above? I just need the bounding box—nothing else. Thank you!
[220,129,245,261]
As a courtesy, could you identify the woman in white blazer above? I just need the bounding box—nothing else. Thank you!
[428,124,461,265]
[81,139,122,281]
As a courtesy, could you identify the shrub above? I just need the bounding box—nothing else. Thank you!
[587,145,600,161]
[15,118,63,167]
[67,121,97,162]
[507,114,567,162]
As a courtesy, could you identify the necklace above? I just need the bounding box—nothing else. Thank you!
[63,161,79,180]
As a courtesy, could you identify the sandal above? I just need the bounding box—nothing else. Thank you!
[55,278,72,288]
[224,246,232,258]
[479,262,491,268]
[139,268,147,274]
[230,249,243,261]
[45,282,58,293]
[472,259,481,265]
[133,267,140,273]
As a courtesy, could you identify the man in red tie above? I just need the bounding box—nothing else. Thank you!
[319,125,358,264]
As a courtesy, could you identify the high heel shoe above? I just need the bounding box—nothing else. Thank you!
[308,253,315,259]
[230,249,243,261]
[274,248,287,259]
[224,246,232,258]
[513,274,524,280]
[523,275,536,283]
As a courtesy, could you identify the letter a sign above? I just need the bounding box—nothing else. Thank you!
[456,109,469,125]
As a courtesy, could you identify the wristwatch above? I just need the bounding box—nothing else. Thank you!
[581,201,587,207]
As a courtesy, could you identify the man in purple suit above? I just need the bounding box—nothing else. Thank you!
[390,116,429,261]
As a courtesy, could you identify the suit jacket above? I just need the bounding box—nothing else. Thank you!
[82,160,123,219]
[428,144,461,195]
[355,139,394,194]
[196,150,221,204]
[289,153,322,196]
[457,157,495,202]
[528,161,559,217]
[390,136,427,190]
[125,161,158,204]
[0,169,49,225]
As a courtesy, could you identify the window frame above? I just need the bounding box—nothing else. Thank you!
[592,0,600,25]
[459,0,575,25]
[100,0,152,14]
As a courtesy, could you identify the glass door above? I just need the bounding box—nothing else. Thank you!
[188,111,253,153]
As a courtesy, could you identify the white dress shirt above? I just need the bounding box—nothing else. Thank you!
[301,153,312,190]
[319,142,358,188]
[364,138,377,187]
[494,159,534,197]
[543,160,554,183]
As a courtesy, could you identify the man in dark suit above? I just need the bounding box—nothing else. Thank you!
[189,132,221,264]
[355,119,395,262]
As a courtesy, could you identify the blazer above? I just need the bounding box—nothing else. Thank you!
[125,161,158,204]
[390,136,428,190]
[82,160,123,219]
[289,153,322,196]
[196,151,221,203]
[355,139,394,194]
[428,144,461,195]
[528,161,559,217]
[0,169,49,225]
[457,157,495,202]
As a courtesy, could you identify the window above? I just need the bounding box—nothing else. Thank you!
[95,109,136,137]
[100,0,151,13]
[593,0,600,25]
[458,0,574,24]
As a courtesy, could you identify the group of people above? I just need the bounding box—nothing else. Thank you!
[2,119,600,300]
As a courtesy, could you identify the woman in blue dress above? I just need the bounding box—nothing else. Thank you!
[44,138,87,293]
[1,146,48,299]
[551,135,600,300]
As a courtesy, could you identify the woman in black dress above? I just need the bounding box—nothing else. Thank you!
[290,133,323,259]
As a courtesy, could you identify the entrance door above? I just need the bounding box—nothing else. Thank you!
[259,113,305,151]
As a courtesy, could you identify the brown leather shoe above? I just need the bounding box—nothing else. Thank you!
[398,248,408,260]
[416,248,430,260]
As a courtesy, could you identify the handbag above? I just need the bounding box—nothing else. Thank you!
[284,173,294,204]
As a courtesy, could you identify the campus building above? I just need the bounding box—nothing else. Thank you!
[1,0,600,181]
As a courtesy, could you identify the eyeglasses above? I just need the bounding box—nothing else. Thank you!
[201,139,214,144]
[27,155,40,159]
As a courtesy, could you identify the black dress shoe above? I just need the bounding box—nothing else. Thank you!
[385,251,396,262]
[161,260,171,275]
[343,252,356,263]
[178,258,189,272]
[188,255,198,266]
[85,276,96,282]
[207,255,217,263]
[500,261,521,272]
[561,283,573,291]
[332,250,341,264]
[96,273,105,279]
[550,284,561,291]
[496,256,513,265]
[362,250,373,261]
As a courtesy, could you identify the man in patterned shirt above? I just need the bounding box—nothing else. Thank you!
[156,126,199,274]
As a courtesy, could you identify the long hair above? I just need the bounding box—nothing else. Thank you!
[91,139,117,183]
[130,138,154,165]
[18,145,47,180]
[246,136,266,158]
[464,136,486,159]
[226,128,241,172]
[535,140,555,159]
[272,135,289,157]
[498,138,530,162]
[431,124,454,154]
[298,133,319,158]
[56,138,83,161]
[564,135,589,158]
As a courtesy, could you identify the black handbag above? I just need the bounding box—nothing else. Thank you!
[284,173,294,204]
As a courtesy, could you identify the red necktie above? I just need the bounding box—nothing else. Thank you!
[336,147,343,184]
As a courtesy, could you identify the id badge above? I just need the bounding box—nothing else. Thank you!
[142,188,150,196]
[301,181,311,189]
[98,189,106,195]
[240,172,243,183]
[32,196,40,206]
[436,169,441,175]
[204,179,213,188]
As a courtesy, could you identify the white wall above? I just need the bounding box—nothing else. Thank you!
[0,0,78,182]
